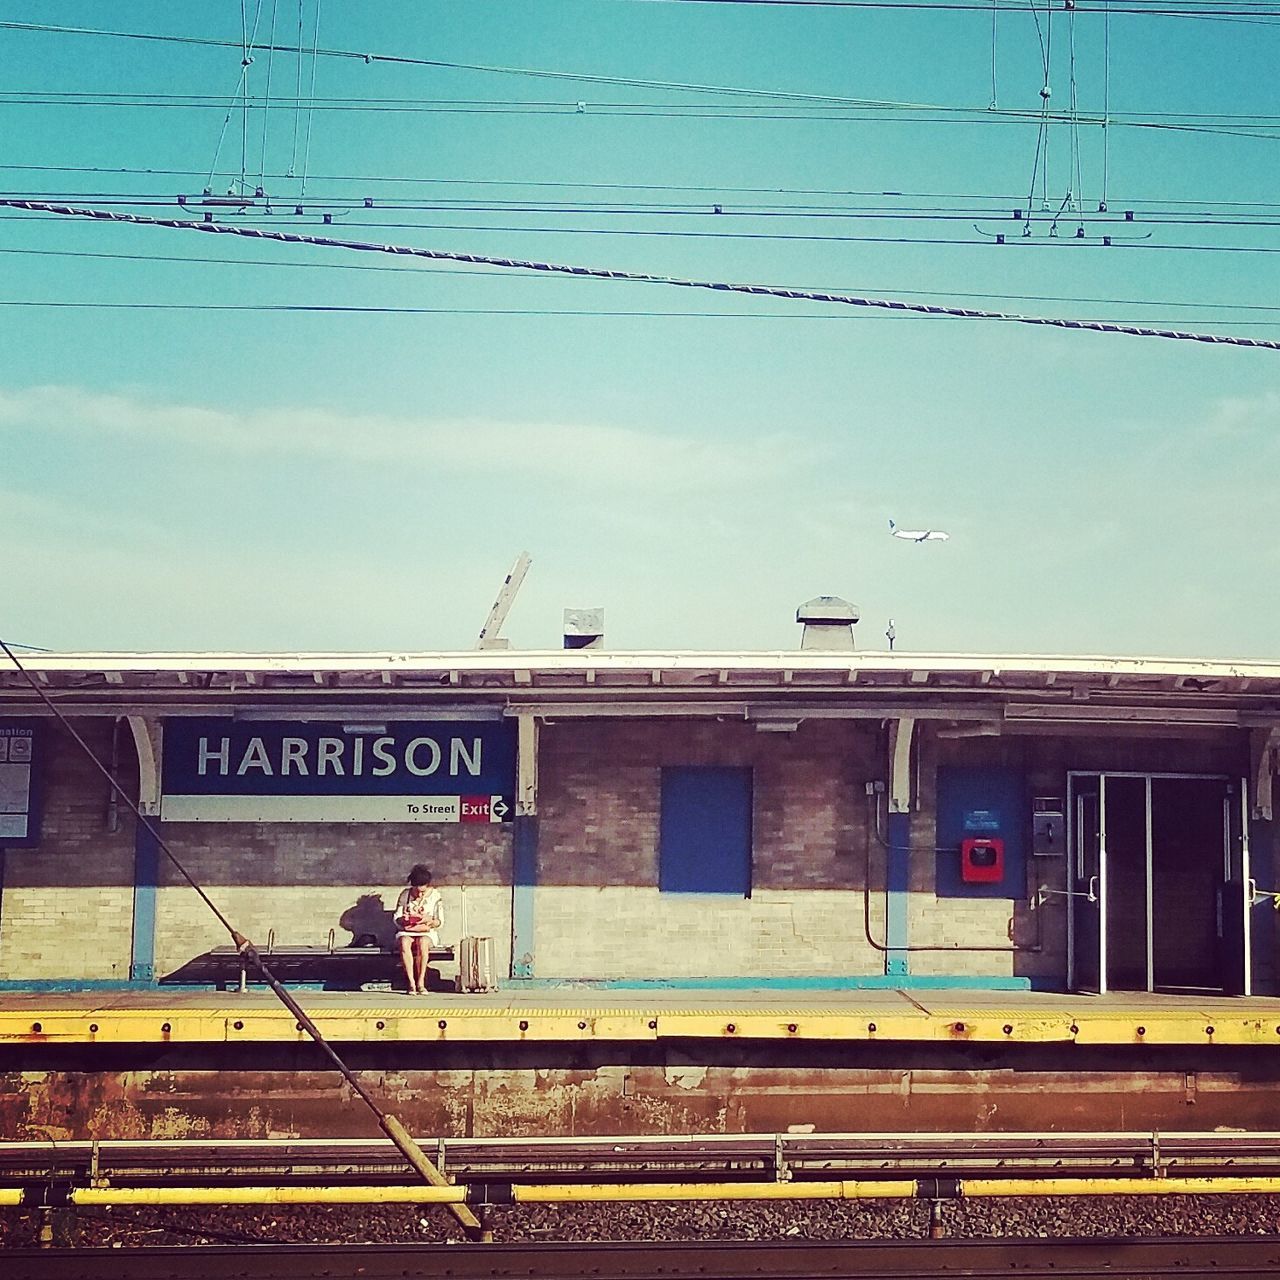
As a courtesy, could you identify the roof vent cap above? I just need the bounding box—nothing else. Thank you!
[564,607,605,650]
[795,596,859,651]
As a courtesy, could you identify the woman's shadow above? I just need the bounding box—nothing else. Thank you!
[339,893,397,949]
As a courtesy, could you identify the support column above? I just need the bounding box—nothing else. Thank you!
[511,714,538,979]
[127,716,162,985]
[130,820,159,984]
[884,719,915,979]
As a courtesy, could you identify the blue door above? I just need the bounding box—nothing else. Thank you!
[659,767,752,896]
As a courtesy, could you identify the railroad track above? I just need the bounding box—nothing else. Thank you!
[5,1131,1280,1185]
[6,1237,1280,1280]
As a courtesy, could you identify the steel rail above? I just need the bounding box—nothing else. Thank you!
[5,1131,1280,1183]
[6,1238,1280,1280]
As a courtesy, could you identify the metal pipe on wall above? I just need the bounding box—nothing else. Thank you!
[53,1175,1280,1208]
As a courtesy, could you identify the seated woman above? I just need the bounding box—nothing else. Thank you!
[394,864,444,995]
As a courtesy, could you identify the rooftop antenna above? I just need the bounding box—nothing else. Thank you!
[476,552,532,650]
[886,618,896,651]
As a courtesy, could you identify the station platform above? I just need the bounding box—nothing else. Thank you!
[4,987,1280,1048]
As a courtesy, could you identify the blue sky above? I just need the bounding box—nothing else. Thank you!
[1,1,1278,657]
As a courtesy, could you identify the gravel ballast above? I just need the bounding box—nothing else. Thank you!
[4,1194,1280,1247]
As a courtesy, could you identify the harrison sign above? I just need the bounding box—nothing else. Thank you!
[159,718,517,824]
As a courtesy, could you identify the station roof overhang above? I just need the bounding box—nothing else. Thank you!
[1,649,1278,735]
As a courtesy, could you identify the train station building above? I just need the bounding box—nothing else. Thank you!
[3,605,1277,1000]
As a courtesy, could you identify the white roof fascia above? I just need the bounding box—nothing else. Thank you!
[3,650,1279,682]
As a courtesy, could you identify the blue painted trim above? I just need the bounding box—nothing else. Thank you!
[511,815,537,979]
[130,820,159,984]
[0,979,154,992]
[0,975,1038,994]
[884,811,911,977]
[510,975,1034,991]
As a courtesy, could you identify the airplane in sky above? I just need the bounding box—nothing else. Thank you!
[889,519,949,543]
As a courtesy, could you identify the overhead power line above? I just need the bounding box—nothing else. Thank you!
[6,191,1280,226]
[4,300,1275,326]
[3,163,1276,211]
[0,7,1276,109]
[2,93,1276,142]
[4,244,1275,313]
[3,207,1274,253]
[2,199,1276,350]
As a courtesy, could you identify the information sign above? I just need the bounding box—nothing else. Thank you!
[160,718,517,824]
[0,720,38,844]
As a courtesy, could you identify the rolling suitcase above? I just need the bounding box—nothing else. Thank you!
[456,887,497,992]
[458,935,496,992]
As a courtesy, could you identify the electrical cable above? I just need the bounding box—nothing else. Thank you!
[15,191,1280,221]
[990,0,999,108]
[2,300,1276,325]
[2,162,1275,210]
[5,244,1276,312]
[5,207,1279,252]
[6,94,1279,142]
[861,792,1044,956]
[1023,0,1058,226]
[1102,0,1113,209]
[239,1,250,195]
[2,198,1277,348]
[1043,0,1053,209]
[300,0,322,197]
[258,0,279,191]
[1066,4,1085,237]
[0,639,487,1240]
[289,0,303,177]
[1,16,1277,105]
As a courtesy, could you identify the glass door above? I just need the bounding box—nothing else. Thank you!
[1069,774,1105,993]
[1221,779,1252,996]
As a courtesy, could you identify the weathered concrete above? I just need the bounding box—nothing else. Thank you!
[4,1043,1279,1140]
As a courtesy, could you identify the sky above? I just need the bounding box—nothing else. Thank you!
[1,1,1278,659]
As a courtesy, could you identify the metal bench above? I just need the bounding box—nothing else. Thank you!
[199,930,455,991]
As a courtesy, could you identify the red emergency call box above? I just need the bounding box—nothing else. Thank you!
[961,837,1005,884]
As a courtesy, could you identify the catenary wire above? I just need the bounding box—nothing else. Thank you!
[3,207,1276,252]
[1,14,1277,109]
[0,637,53,653]
[258,0,279,190]
[3,199,1277,348]
[10,187,1280,221]
[4,243,1275,311]
[3,300,1276,325]
[3,163,1277,210]
[299,0,322,196]
[4,96,1278,142]
[3,209,1278,252]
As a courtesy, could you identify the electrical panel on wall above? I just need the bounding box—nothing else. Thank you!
[1032,797,1065,857]
[934,767,1026,900]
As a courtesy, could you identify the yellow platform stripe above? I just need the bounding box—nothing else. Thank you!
[4,1006,1280,1046]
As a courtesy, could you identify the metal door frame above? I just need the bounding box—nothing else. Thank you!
[1066,771,1243,994]
[1066,773,1106,994]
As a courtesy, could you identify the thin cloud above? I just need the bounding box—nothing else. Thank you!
[0,384,813,493]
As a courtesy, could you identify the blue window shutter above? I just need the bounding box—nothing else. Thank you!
[659,767,752,896]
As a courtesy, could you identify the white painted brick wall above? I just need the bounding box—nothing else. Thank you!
[534,887,882,979]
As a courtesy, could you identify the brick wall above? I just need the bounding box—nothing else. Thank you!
[533,718,885,978]
[2,712,1261,991]
[0,719,136,981]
